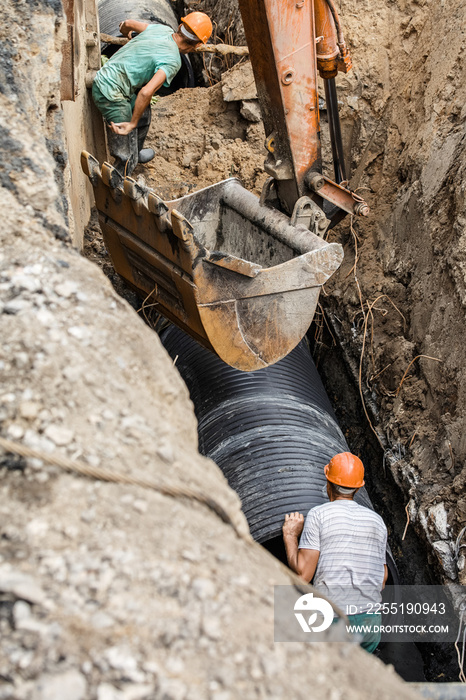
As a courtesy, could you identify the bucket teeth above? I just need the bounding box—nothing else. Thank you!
[147,192,169,217]
[123,177,147,216]
[81,151,100,186]
[101,162,123,190]
[171,209,194,243]
[147,192,170,232]
[101,163,123,202]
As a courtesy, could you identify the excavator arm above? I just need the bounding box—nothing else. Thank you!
[82,0,367,371]
[238,0,368,219]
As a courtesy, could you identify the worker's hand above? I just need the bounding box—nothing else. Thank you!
[282,512,305,538]
[109,121,135,135]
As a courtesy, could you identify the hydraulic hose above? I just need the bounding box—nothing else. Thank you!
[324,77,347,184]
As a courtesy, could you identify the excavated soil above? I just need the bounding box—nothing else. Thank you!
[139,83,267,200]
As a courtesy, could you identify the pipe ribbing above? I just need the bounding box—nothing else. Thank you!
[161,326,388,547]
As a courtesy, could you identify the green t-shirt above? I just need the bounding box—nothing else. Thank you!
[94,24,182,102]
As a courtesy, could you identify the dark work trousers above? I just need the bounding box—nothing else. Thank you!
[92,82,152,177]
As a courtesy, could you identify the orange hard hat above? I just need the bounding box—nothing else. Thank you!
[324,452,365,488]
[181,12,213,44]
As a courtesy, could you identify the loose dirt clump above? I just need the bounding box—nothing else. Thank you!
[139,81,267,200]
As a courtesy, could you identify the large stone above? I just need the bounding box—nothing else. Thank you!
[240,100,261,123]
[31,670,87,700]
[221,62,257,102]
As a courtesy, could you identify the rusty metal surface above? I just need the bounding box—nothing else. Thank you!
[307,173,370,217]
[237,0,367,223]
[314,0,340,79]
[237,0,321,214]
[82,151,344,371]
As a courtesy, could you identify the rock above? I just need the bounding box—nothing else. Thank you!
[11,274,41,293]
[14,352,29,369]
[7,424,25,440]
[26,519,49,540]
[201,615,222,640]
[36,308,55,326]
[429,502,449,539]
[240,100,261,123]
[192,577,216,600]
[432,541,457,579]
[19,401,41,420]
[0,565,48,605]
[30,670,87,700]
[67,325,91,341]
[221,62,257,102]
[133,499,148,514]
[23,429,55,453]
[104,646,144,680]
[44,424,74,446]
[158,678,188,700]
[80,508,96,523]
[91,611,115,629]
[55,280,78,298]
[458,556,466,586]
[121,686,155,700]
[97,684,123,700]
[13,600,32,627]
[4,298,29,315]
[156,442,174,464]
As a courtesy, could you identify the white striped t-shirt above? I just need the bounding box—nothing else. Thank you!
[299,500,387,614]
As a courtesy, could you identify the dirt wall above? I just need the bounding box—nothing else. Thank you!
[318,0,466,585]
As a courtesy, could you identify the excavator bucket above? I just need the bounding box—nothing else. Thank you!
[82,151,343,371]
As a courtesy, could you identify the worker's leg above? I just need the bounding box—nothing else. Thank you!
[347,612,381,654]
[133,101,155,164]
[92,83,138,176]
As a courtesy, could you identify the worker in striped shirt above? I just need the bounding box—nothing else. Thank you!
[282,452,388,653]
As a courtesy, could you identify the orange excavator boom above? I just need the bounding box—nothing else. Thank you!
[237,0,368,218]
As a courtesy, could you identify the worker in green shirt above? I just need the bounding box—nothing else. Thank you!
[92,12,213,176]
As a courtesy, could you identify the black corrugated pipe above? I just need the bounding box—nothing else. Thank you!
[160,324,399,586]
[98,0,194,93]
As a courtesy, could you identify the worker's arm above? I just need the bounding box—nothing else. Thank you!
[383,564,388,589]
[109,69,167,135]
[119,20,149,37]
[282,512,320,583]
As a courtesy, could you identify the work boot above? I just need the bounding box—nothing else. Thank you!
[136,105,152,152]
[106,126,138,177]
[138,148,155,164]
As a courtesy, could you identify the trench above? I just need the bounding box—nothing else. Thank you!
[84,199,457,684]
[154,319,448,682]
[84,240,458,683]
[82,0,460,686]
[82,119,458,691]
